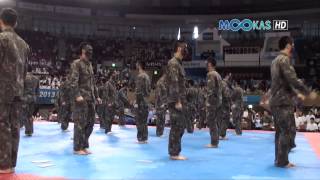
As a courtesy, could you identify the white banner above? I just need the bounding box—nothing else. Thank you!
[182,61,207,68]
[18,2,54,12]
[55,6,91,16]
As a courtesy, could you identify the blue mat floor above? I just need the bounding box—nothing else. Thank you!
[16,122,320,180]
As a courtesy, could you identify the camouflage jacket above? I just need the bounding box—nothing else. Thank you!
[221,80,232,107]
[0,27,30,103]
[135,71,151,105]
[186,87,198,108]
[270,52,310,106]
[98,80,116,106]
[166,57,186,104]
[69,59,98,102]
[59,80,73,105]
[155,75,167,110]
[23,72,40,103]
[206,69,222,109]
[231,86,244,110]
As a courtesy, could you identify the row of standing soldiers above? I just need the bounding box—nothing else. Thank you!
[154,73,245,139]
[55,70,130,134]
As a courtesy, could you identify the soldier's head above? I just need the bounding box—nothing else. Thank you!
[173,40,188,60]
[279,36,294,57]
[136,61,146,72]
[79,42,93,61]
[206,57,216,72]
[0,8,18,30]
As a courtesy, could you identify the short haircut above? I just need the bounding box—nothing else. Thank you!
[0,8,18,27]
[79,42,91,54]
[207,57,216,67]
[173,40,187,53]
[278,36,293,50]
[136,61,146,70]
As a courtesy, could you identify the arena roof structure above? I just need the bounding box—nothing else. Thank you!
[17,0,320,15]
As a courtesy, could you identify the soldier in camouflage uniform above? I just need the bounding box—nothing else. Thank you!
[135,61,151,143]
[231,83,244,135]
[270,36,314,168]
[117,82,130,126]
[219,77,232,140]
[69,42,101,155]
[22,66,40,136]
[166,41,188,160]
[155,74,167,137]
[185,80,198,133]
[205,58,222,148]
[0,8,30,173]
[99,73,117,134]
[59,74,73,131]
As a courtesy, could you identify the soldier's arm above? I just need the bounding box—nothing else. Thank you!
[207,73,217,105]
[167,63,180,103]
[69,62,81,99]
[36,77,40,97]
[280,58,310,95]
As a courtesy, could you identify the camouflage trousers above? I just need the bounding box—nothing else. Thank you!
[136,104,148,142]
[206,106,220,146]
[60,103,72,131]
[0,102,22,169]
[73,100,95,151]
[232,108,243,135]
[218,105,230,138]
[117,106,126,126]
[103,105,116,133]
[96,104,105,128]
[271,105,295,167]
[156,108,166,137]
[22,102,36,135]
[168,104,185,156]
[197,108,206,129]
[186,105,196,133]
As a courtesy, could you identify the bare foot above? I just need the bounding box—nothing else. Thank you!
[170,155,187,160]
[73,150,87,155]
[84,149,92,154]
[206,144,218,148]
[136,140,148,144]
[285,163,295,168]
[0,168,14,174]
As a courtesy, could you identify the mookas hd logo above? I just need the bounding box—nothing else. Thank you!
[218,19,288,31]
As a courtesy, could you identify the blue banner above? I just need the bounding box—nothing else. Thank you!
[37,88,58,105]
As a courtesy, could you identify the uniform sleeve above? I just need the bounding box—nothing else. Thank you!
[35,77,40,97]
[69,62,81,99]
[167,63,180,103]
[280,58,310,95]
[0,39,5,66]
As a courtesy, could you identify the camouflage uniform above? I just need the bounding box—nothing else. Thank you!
[59,79,73,130]
[69,59,98,151]
[197,87,207,129]
[117,86,130,126]
[99,80,116,133]
[231,86,244,135]
[135,72,151,142]
[166,57,186,156]
[186,86,198,133]
[270,52,310,167]
[97,84,105,128]
[22,72,40,135]
[219,80,232,138]
[155,75,167,136]
[0,27,29,169]
[206,69,222,146]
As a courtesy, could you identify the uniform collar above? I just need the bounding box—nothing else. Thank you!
[173,55,183,65]
[2,27,15,33]
[279,51,289,57]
